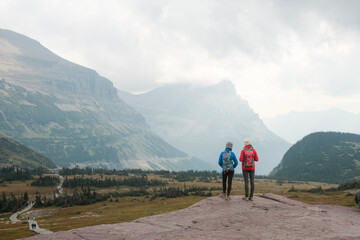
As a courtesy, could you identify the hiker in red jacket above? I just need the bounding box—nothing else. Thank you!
[239,139,259,201]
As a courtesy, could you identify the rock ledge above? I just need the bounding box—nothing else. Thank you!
[22,194,360,240]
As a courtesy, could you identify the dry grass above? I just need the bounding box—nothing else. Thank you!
[0,180,56,201]
[36,196,205,232]
[0,213,37,240]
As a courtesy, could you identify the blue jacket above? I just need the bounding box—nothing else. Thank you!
[218,148,238,171]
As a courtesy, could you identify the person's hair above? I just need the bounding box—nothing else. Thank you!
[244,139,251,146]
[226,142,233,149]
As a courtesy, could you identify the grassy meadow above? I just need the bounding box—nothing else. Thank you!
[0,173,358,240]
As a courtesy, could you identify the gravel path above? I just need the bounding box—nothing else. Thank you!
[28,220,52,235]
[9,202,34,223]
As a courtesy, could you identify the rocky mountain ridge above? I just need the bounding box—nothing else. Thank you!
[0,28,198,170]
[0,29,117,100]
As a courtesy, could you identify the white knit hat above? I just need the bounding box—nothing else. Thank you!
[244,139,251,146]
[225,142,233,149]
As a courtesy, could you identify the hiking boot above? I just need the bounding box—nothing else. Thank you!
[249,197,253,201]
[226,195,230,200]
[242,197,248,201]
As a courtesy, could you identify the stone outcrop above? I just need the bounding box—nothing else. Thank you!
[22,194,360,240]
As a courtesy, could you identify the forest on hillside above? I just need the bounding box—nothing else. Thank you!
[271,132,360,183]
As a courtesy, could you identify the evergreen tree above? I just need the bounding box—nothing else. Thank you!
[24,192,29,203]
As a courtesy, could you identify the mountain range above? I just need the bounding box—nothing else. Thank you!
[264,108,360,144]
[119,81,291,175]
[0,28,203,170]
[270,132,360,184]
[2,28,355,182]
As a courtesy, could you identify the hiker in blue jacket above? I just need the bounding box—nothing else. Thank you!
[218,142,238,200]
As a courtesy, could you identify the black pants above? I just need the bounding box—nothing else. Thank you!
[355,191,360,208]
[243,170,255,197]
[222,170,234,195]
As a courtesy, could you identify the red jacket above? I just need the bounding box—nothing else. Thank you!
[239,145,259,171]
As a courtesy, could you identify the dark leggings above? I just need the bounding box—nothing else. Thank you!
[356,192,360,208]
[243,170,255,197]
[222,170,234,195]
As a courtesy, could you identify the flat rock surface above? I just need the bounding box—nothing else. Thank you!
[22,194,360,240]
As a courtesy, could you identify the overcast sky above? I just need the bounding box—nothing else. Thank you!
[1,0,359,118]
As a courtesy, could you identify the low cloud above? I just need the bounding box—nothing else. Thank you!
[0,0,359,117]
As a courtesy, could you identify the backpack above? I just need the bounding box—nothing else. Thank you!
[243,147,255,168]
[222,151,234,171]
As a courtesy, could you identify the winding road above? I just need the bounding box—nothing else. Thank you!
[9,202,34,223]
[10,174,64,235]
[55,174,64,198]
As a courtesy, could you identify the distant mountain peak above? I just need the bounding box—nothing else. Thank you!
[217,79,235,88]
[118,81,290,175]
[205,79,237,96]
[159,79,238,97]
